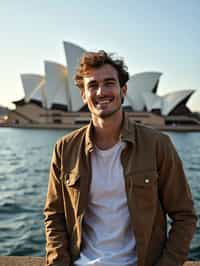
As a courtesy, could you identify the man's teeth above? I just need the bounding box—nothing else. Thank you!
[98,100,111,104]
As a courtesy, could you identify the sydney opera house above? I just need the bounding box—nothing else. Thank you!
[5,41,200,130]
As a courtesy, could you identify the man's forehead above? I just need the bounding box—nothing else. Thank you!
[83,64,118,81]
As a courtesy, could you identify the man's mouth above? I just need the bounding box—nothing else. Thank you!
[96,98,113,108]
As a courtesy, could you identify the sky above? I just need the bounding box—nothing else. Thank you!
[0,0,199,111]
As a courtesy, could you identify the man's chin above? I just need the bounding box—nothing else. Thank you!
[98,112,113,119]
[94,107,121,119]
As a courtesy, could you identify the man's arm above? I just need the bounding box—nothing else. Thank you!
[44,141,71,266]
[156,134,197,266]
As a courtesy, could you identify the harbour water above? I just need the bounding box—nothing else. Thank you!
[0,128,199,260]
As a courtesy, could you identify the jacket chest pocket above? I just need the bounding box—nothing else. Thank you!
[127,170,158,210]
[63,172,81,208]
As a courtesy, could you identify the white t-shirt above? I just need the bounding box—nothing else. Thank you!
[74,142,137,266]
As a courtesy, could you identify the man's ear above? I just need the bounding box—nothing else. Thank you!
[81,89,87,104]
[121,84,127,97]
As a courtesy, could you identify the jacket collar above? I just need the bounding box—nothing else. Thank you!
[120,112,136,145]
[85,112,136,153]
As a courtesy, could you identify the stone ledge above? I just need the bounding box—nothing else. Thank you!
[0,256,44,266]
[0,256,199,266]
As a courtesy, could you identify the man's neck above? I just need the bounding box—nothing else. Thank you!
[92,111,123,150]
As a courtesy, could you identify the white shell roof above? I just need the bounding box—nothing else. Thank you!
[63,41,86,111]
[20,74,46,105]
[123,95,133,108]
[142,91,163,112]
[127,72,162,111]
[31,79,46,106]
[161,90,194,115]
[44,61,69,109]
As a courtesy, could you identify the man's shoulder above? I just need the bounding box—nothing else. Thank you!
[56,124,89,147]
[131,120,170,144]
[127,122,171,148]
[132,121,175,163]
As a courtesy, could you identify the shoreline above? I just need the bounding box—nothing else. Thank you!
[1,122,200,132]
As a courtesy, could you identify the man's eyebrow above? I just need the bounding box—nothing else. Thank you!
[87,80,98,86]
[104,78,117,82]
[87,77,116,86]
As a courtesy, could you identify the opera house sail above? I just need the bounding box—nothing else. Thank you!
[44,61,69,111]
[126,72,162,111]
[20,74,45,106]
[63,41,85,111]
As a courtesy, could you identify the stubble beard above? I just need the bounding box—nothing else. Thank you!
[93,95,124,119]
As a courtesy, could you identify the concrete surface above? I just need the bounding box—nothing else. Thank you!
[0,256,44,266]
[0,256,199,265]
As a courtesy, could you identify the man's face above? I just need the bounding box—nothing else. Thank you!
[81,64,127,119]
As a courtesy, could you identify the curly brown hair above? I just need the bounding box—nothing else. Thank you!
[74,50,129,91]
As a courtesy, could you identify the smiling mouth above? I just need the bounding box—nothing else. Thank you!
[96,98,113,106]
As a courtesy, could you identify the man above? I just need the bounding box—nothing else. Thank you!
[44,51,197,266]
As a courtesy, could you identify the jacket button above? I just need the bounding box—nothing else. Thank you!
[144,178,150,184]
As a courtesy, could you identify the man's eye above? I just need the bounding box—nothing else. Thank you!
[105,82,115,87]
[88,84,98,89]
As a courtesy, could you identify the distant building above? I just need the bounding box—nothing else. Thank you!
[5,41,200,130]
[0,105,8,117]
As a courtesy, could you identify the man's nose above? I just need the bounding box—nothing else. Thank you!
[96,85,105,96]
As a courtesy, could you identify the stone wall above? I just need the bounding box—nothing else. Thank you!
[0,257,199,266]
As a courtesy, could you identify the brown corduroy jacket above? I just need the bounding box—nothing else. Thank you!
[44,114,197,266]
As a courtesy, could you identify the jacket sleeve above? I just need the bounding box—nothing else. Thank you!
[155,134,197,266]
[44,141,71,266]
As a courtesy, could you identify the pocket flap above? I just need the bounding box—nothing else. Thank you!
[64,172,81,187]
[132,171,158,187]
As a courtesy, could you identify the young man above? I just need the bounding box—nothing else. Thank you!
[44,51,197,266]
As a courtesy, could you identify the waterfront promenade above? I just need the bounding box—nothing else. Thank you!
[0,256,199,265]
